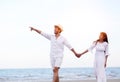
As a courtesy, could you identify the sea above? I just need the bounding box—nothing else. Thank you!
[0,67,120,81]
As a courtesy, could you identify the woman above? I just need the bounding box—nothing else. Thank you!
[79,32,110,82]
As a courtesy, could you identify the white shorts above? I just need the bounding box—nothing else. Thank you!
[50,57,63,69]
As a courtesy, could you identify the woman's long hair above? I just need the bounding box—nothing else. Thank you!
[95,32,109,44]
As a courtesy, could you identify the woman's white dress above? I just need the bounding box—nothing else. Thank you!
[88,42,110,82]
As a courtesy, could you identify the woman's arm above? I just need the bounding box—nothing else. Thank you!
[104,55,108,68]
[81,50,88,55]
[79,41,96,57]
[79,49,88,57]
[104,43,110,67]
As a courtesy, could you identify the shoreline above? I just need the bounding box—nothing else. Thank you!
[60,79,120,82]
[0,79,120,82]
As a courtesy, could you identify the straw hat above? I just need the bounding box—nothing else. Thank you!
[54,24,63,33]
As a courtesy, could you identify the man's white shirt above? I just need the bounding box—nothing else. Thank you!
[41,32,73,58]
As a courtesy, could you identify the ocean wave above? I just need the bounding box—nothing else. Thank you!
[0,67,120,80]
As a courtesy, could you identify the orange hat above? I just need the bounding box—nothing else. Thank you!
[54,24,63,32]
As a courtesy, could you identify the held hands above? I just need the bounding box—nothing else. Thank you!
[76,50,88,58]
[75,53,83,58]
[72,49,84,58]
[74,53,79,58]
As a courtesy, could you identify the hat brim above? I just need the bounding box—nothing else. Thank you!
[54,25,63,32]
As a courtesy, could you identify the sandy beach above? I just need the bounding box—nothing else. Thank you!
[0,79,119,82]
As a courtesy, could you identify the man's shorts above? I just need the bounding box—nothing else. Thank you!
[50,57,63,69]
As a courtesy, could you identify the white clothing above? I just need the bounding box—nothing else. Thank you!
[50,57,63,68]
[88,42,110,82]
[41,32,73,68]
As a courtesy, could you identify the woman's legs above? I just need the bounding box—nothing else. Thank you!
[95,55,106,82]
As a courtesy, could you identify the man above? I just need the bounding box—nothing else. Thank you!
[29,24,79,82]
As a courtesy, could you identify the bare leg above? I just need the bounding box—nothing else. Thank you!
[53,67,59,82]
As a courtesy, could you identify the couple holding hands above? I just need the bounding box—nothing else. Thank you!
[29,24,110,82]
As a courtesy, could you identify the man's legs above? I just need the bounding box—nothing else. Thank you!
[51,57,62,82]
[53,67,59,82]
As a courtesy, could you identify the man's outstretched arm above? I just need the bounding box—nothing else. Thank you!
[29,27,41,34]
[29,26,51,40]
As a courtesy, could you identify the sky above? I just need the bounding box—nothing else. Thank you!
[0,0,120,69]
